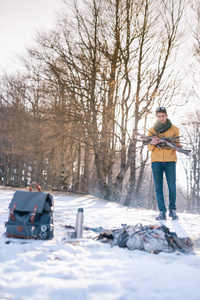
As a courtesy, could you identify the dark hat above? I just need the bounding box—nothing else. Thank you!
[156,107,167,114]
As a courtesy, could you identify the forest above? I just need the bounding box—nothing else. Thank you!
[0,0,200,212]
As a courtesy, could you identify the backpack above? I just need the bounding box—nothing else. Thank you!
[5,182,54,240]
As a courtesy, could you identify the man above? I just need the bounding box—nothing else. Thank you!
[148,107,180,220]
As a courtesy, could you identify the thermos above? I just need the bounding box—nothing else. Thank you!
[75,208,84,238]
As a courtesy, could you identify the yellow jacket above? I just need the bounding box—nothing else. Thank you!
[147,125,180,163]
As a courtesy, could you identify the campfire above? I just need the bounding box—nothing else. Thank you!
[95,224,192,254]
[64,223,193,254]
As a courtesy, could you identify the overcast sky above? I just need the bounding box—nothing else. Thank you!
[0,0,65,73]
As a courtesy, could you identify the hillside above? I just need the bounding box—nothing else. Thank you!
[0,188,200,300]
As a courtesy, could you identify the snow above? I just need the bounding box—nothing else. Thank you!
[0,188,200,300]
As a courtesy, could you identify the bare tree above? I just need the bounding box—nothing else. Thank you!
[0,0,187,205]
[181,111,200,211]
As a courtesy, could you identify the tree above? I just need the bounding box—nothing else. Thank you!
[0,0,187,206]
[181,111,200,211]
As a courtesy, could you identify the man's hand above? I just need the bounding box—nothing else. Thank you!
[150,136,162,145]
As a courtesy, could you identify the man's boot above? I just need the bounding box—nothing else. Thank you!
[169,209,179,220]
[155,211,166,220]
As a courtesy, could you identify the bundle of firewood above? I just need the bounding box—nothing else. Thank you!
[135,132,191,156]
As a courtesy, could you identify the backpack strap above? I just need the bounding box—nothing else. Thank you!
[9,202,17,221]
[30,205,38,223]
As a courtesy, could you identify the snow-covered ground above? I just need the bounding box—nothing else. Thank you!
[0,188,200,300]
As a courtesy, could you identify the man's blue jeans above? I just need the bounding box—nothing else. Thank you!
[151,161,176,212]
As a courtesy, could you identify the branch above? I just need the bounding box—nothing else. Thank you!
[135,132,191,156]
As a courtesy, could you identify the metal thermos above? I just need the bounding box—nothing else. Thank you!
[75,208,84,238]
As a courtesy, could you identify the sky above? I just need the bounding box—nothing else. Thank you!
[0,0,65,73]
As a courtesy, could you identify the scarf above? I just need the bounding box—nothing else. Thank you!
[153,118,172,133]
